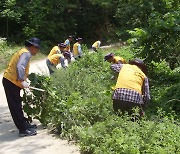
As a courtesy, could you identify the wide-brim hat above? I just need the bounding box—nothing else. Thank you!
[58,43,66,48]
[104,53,114,61]
[25,37,41,48]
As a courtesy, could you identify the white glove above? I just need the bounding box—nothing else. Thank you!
[21,81,30,88]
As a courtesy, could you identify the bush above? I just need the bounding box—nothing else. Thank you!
[23,46,180,153]
[79,113,180,154]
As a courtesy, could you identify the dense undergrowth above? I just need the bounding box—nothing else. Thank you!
[23,47,180,153]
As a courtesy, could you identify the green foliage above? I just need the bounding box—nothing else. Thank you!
[0,0,22,21]
[148,61,180,116]
[23,73,51,124]
[22,46,180,153]
[127,0,180,69]
[0,39,22,71]
[79,113,180,154]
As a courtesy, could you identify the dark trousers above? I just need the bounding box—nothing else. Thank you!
[46,59,56,74]
[92,47,97,52]
[2,77,27,131]
[113,99,145,115]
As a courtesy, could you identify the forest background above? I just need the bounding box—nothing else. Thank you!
[0,0,179,67]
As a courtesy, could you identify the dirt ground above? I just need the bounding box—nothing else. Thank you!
[0,59,80,154]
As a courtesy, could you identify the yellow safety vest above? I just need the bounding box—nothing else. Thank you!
[73,42,79,56]
[3,48,30,88]
[114,56,126,64]
[48,54,64,66]
[115,64,146,94]
[92,41,100,48]
[48,46,60,58]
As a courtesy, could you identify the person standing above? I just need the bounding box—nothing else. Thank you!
[73,38,83,59]
[48,43,66,58]
[64,35,73,52]
[2,37,41,137]
[92,40,101,52]
[111,58,150,116]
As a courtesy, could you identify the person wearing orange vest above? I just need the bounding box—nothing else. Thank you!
[92,40,101,52]
[111,58,150,116]
[2,37,41,137]
[64,35,73,52]
[104,52,127,64]
[48,43,66,58]
[46,51,71,74]
[73,37,83,59]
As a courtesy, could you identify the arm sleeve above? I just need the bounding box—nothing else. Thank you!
[142,77,151,105]
[78,44,82,56]
[59,57,66,68]
[17,52,31,80]
[111,63,123,73]
[65,40,69,46]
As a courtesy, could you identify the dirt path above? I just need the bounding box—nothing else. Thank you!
[0,59,80,154]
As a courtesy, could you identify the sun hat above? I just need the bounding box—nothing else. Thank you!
[25,37,41,48]
[58,43,66,48]
[104,53,114,61]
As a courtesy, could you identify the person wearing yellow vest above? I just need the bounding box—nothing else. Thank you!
[73,37,83,59]
[64,35,73,52]
[46,51,71,74]
[2,37,41,137]
[48,43,66,58]
[92,40,101,52]
[104,52,127,64]
[111,58,150,116]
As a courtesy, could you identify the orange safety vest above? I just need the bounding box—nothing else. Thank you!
[115,64,146,94]
[3,48,30,88]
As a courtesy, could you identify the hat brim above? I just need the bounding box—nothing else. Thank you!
[26,40,41,48]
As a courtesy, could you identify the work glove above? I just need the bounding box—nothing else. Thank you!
[21,81,30,88]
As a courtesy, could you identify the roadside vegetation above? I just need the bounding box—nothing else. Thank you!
[23,46,180,153]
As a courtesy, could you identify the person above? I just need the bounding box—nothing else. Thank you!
[2,37,41,137]
[73,37,83,59]
[104,52,127,64]
[46,51,71,74]
[48,43,66,58]
[92,40,101,52]
[111,58,150,116]
[64,35,73,52]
